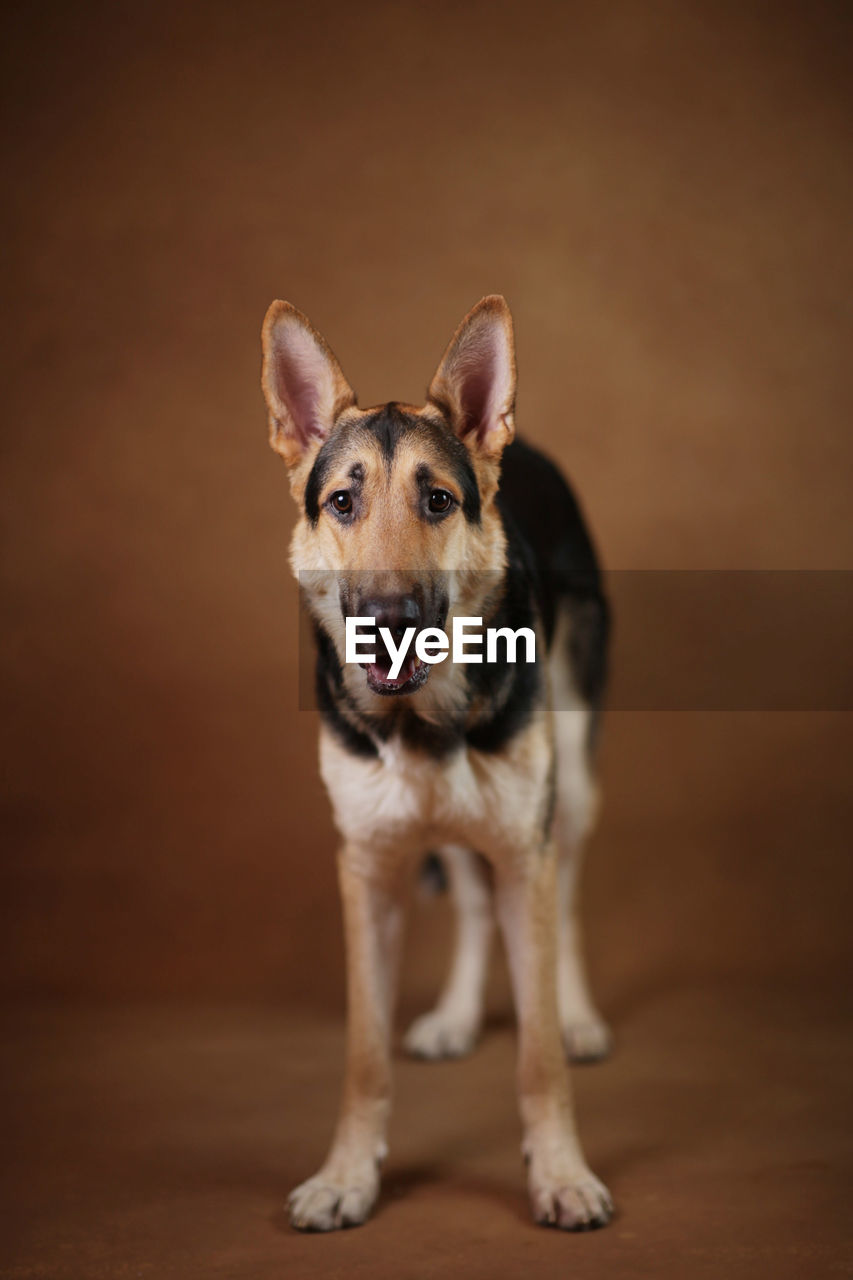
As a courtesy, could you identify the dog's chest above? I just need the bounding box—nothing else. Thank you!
[318,723,550,860]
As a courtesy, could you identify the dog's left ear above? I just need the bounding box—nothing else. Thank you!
[261,301,356,466]
[427,295,516,459]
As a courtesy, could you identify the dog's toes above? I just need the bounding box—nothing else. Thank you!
[529,1164,614,1232]
[288,1178,340,1232]
[403,1008,480,1060]
[288,1169,378,1232]
[561,1016,612,1064]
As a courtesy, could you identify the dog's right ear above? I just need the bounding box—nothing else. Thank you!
[261,301,356,466]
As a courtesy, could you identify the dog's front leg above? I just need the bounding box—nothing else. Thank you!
[289,845,404,1231]
[494,846,613,1230]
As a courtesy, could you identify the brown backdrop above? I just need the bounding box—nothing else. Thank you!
[1,2,851,1276]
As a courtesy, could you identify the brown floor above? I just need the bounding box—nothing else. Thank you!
[2,977,850,1280]
[2,709,852,1278]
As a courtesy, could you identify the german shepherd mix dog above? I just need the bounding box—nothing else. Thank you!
[261,296,613,1232]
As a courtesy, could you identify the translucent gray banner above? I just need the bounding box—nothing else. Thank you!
[297,570,853,712]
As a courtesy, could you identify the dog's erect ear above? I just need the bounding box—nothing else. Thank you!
[427,295,516,459]
[261,301,356,465]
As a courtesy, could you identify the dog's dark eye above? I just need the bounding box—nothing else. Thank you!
[428,489,453,514]
[330,490,353,516]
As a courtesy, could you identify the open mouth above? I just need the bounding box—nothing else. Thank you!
[363,653,430,696]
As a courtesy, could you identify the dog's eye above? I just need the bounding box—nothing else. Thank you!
[428,489,453,514]
[330,490,353,516]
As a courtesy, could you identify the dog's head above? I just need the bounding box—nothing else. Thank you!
[261,297,516,701]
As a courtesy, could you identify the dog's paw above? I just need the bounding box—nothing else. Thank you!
[528,1158,614,1231]
[403,1008,480,1060]
[561,1015,612,1064]
[288,1164,379,1232]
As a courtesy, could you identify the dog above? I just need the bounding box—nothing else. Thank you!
[260,295,613,1232]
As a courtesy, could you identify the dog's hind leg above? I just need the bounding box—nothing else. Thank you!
[404,845,493,1060]
[552,707,611,1063]
[289,844,406,1232]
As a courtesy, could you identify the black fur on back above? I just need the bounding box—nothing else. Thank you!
[498,438,610,714]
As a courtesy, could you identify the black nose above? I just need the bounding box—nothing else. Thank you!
[359,594,422,640]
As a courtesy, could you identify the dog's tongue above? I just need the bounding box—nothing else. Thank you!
[368,654,417,688]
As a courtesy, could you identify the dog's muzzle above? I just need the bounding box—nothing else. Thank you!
[356,593,430,695]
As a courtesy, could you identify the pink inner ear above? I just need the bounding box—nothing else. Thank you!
[459,362,497,439]
[456,331,510,442]
[272,328,334,448]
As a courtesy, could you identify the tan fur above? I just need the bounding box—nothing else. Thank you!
[261,296,613,1232]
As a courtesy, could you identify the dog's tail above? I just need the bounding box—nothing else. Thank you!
[417,851,448,896]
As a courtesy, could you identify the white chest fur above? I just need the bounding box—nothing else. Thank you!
[318,718,553,865]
